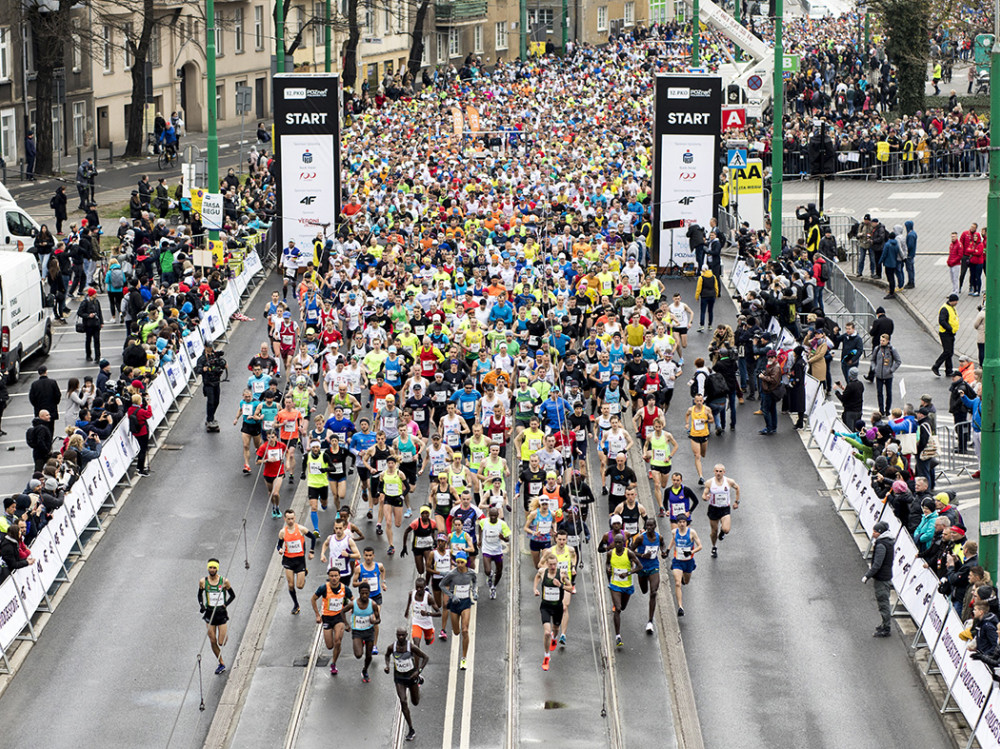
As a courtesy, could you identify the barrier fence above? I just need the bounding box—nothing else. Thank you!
[804,374,1000,748]
[768,148,989,182]
[0,247,266,673]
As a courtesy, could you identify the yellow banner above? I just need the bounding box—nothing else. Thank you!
[465,105,480,134]
[209,238,225,266]
[737,161,763,195]
[192,188,205,215]
[451,107,464,137]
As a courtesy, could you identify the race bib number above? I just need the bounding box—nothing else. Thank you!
[543,586,560,602]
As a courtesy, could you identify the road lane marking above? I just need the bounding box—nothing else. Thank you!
[888,192,942,200]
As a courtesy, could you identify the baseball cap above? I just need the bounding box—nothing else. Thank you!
[873,521,890,534]
[610,514,623,525]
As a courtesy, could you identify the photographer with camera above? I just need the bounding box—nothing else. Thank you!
[127,392,154,476]
[197,343,228,430]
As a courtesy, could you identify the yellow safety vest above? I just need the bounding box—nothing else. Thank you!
[939,303,959,334]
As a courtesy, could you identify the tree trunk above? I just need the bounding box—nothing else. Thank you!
[407,0,431,79]
[124,0,156,157]
[342,0,360,89]
[877,0,929,115]
[29,6,65,177]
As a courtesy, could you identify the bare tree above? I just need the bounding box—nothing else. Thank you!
[120,0,157,157]
[406,0,431,79]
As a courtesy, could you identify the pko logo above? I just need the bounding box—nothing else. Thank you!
[668,87,690,99]
[284,87,307,99]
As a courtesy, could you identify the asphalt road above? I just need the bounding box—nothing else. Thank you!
[662,274,953,749]
[0,274,281,749]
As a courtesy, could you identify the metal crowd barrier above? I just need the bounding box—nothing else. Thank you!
[770,148,990,182]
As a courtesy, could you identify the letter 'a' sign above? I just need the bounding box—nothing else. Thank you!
[273,74,342,253]
[722,107,746,131]
[652,74,722,270]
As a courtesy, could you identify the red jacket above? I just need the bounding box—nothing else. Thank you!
[968,240,986,265]
[128,405,153,437]
[812,257,827,288]
[947,240,964,267]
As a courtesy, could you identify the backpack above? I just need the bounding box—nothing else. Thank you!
[25,425,39,449]
[819,259,831,282]
[706,371,728,400]
[110,267,125,289]
[128,409,141,434]
[49,196,57,209]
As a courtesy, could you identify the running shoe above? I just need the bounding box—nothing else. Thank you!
[542,655,550,671]
[287,475,294,485]
[272,506,281,518]
[549,637,557,652]
[367,509,373,520]
[489,586,496,600]
[711,546,717,558]
[677,607,684,617]
[440,629,448,641]
[387,545,395,556]
[405,727,416,742]
[601,486,608,495]
[243,463,251,474]
[372,646,379,655]
[697,477,704,486]
[657,508,666,518]
[362,670,370,683]
[646,621,654,635]
[292,605,300,615]
[558,634,566,646]
[615,635,623,648]
[404,508,412,518]
[215,662,226,675]
[330,664,338,676]
[718,530,727,542]
[376,524,384,536]
[460,658,467,670]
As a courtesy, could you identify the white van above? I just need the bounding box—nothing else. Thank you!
[0,181,40,253]
[0,253,53,383]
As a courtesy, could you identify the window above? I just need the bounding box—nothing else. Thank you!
[395,0,405,33]
[420,38,429,66]
[235,8,244,53]
[71,22,81,71]
[7,211,33,237]
[364,1,375,34]
[384,3,391,32]
[22,25,33,74]
[102,25,112,72]
[73,101,85,147]
[624,1,635,26]
[254,5,264,50]
[150,24,162,66]
[597,6,608,31]
[473,24,482,54]
[296,6,305,34]
[528,8,554,32]
[0,108,14,165]
[436,32,445,63]
[51,104,62,152]
[0,28,10,81]
[214,10,224,54]
[448,27,459,57]
[124,22,133,69]
[312,3,323,47]
[495,21,508,50]
[216,83,225,119]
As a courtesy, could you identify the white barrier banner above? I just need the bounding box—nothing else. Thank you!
[811,401,838,447]
[824,424,856,480]
[841,463,869,514]
[13,561,46,619]
[804,375,823,416]
[177,339,195,384]
[234,270,249,296]
[48,506,78,566]
[185,328,205,363]
[0,577,28,650]
[856,486,889,536]
[921,592,951,649]
[244,248,263,276]
[77,462,109,517]
[99,422,134,488]
[147,372,172,430]
[163,358,187,399]
[730,261,751,296]
[217,284,239,320]
[890,531,920,590]
[952,656,994,729]
[31,525,61,590]
[975,688,1000,749]
[199,304,226,343]
[931,609,967,688]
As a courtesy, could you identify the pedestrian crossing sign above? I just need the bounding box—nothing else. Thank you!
[727,149,748,170]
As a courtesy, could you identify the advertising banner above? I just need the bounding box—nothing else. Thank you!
[950,657,993,727]
[273,75,341,254]
[78,461,110,515]
[163,357,188,399]
[148,372,173,430]
[217,283,239,320]
[48,506,78,566]
[890,530,919,591]
[920,591,951,649]
[199,304,225,343]
[99,422,134,488]
[652,74,722,269]
[244,248,263,276]
[976,689,1000,749]
[0,577,28,650]
[185,328,206,363]
[856,484,889,536]
[31,525,62,590]
[931,610,967,687]
[13,562,46,620]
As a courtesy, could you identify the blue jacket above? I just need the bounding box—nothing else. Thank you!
[880,238,900,269]
[905,221,917,259]
[914,510,939,551]
[961,393,982,432]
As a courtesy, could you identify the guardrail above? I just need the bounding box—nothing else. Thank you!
[805,376,1000,749]
[765,149,989,181]
[0,248,267,672]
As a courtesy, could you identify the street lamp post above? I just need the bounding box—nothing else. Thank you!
[277,0,286,73]
[692,0,700,67]
[206,0,219,251]
[325,0,332,72]
[770,0,783,259]
[980,4,1000,583]
[733,0,741,61]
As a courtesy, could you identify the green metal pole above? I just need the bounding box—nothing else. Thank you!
[864,10,870,51]
[733,0,741,61]
[980,7,1000,584]
[276,0,285,73]
[769,0,783,258]
[562,0,568,51]
[520,0,528,59]
[692,0,700,67]
[207,0,219,250]
[325,0,332,72]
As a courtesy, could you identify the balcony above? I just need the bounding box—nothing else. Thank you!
[434,1,488,25]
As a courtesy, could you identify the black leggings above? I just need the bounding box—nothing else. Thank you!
[108,291,123,318]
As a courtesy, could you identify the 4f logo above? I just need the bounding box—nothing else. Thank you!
[678,196,695,206]
[300,196,317,205]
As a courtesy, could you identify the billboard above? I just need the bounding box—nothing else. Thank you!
[652,74,722,270]
[273,74,341,254]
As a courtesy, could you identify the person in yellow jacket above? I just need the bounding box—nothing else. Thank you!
[694,269,719,332]
[932,293,960,376]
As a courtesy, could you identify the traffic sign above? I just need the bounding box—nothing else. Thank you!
[235,85,253,116]
[727,149,748,170]
[747,74,763,91]
[746,97,763,118]
[201,192,224,230]
[722,107,746,130]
